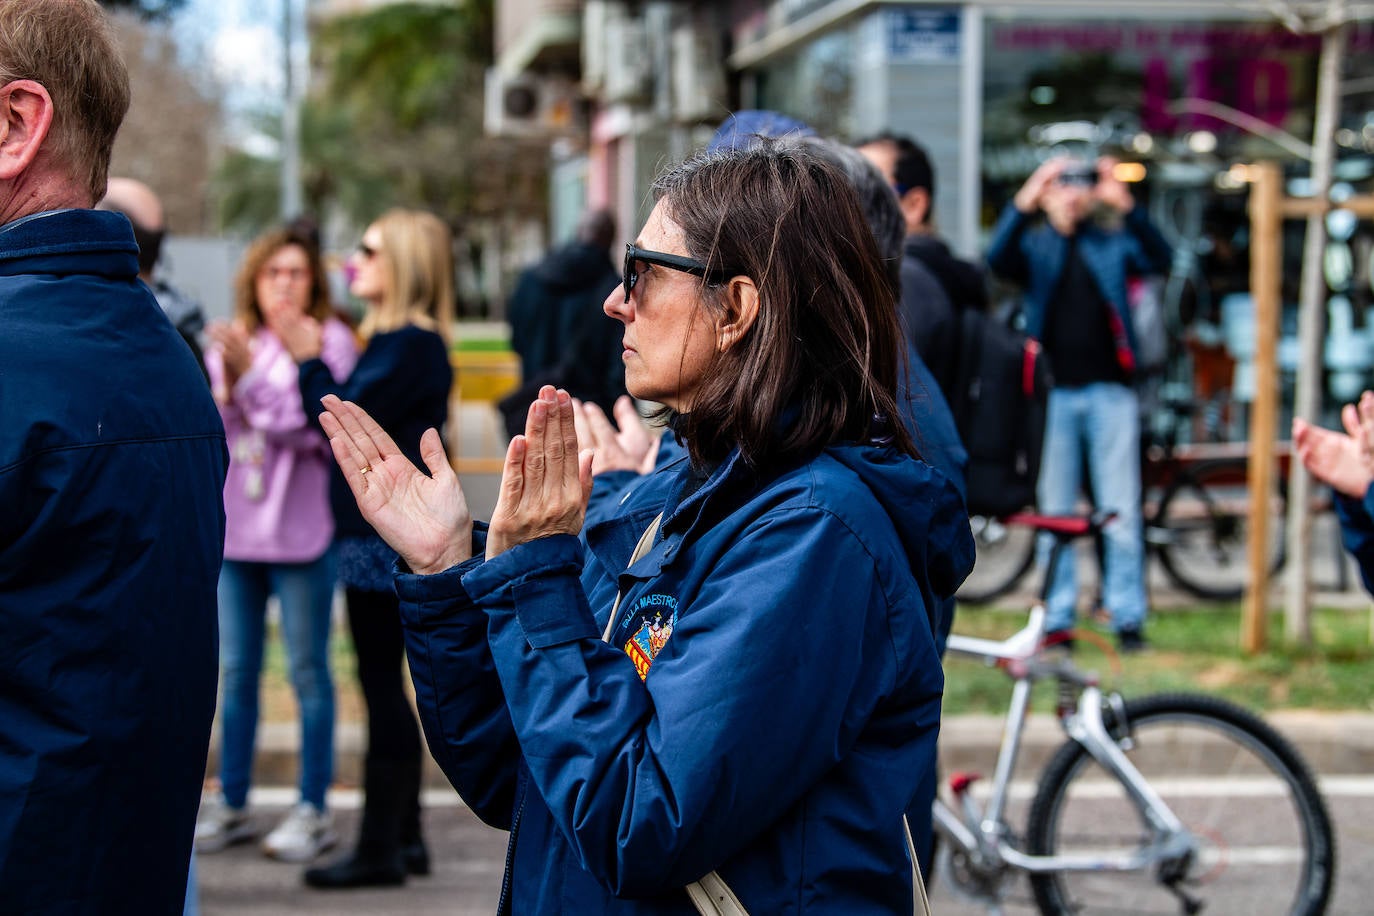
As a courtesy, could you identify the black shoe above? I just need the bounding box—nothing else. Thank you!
[1117,628,1149,654]
[401,839,430,876]
[303,852,406,889]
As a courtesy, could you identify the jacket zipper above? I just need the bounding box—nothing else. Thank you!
[496,769,528,916]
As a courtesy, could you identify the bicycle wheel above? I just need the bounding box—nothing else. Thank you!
[955,515,1037,605]
[1026,693,1335,915]
[1154,458,1286,601]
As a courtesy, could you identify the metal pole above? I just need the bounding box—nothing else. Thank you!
[1245,162,1283,655]
[1285,9,1348,645]
[280,0,303,220]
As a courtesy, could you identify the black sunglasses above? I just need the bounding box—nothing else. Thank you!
[622,243,734,303]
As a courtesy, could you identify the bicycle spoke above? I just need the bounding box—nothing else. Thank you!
[1026,695,1333,915]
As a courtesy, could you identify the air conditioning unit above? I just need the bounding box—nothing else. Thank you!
[484,70,584,138]
[672,24,726,124]
[604,16,651,105]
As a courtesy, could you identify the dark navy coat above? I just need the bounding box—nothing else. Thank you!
[397,437,972,913]
[0,210,227,913]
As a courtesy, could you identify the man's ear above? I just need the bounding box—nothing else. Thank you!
[0,80,55,182]
[716,275,760,352]
[899,186,931,232]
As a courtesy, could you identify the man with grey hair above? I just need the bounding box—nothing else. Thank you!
[0,1,227,910]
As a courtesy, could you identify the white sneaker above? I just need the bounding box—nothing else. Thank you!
[262,803,338,863]
[194,795,256,853]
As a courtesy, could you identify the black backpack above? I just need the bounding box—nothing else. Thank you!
[948,308,1053,517]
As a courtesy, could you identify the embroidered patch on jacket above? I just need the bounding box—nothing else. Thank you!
[622,593,678,681]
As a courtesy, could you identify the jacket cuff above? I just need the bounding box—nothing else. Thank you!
[1336,487,1374,530]
[396,555,485,627]
[463,534,598,649]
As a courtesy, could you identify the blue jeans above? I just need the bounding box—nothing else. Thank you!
[1036,383,1147,635]
[217,553,337,809]
[183,851,198,916]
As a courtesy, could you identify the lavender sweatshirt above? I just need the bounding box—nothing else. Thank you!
[207,319,359,563]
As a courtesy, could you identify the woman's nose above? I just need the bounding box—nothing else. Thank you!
[604,284,630,322]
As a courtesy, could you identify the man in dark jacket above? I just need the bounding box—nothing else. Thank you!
[0,2,228,911]
[986,155,1172,651]
[857,132,988,398]
[503,209,626,436]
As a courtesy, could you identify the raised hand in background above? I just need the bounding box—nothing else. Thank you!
[1293,390,1374,499]
[572,395,661,476]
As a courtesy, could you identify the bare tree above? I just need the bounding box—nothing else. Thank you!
[107,12,222,234]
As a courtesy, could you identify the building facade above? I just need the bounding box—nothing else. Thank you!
[494,1,1374,421]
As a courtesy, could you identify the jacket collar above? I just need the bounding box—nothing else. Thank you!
[584,444,759,583]
[0,208,139,278]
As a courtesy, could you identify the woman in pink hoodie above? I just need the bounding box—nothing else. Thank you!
[195,226,359,864]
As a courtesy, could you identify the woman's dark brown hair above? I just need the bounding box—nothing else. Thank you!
[653,141,915,469]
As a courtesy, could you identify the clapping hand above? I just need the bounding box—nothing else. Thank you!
[572,395,660,476]
[1293,391,1374,498]
[319,394,473,575]
[207,320,252,387]
[274,311,324,363]
[487,386,595,559]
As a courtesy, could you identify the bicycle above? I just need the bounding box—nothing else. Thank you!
[957,398,1299,605]
[935,511,1336,914]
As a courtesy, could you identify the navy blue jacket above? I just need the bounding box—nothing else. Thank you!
[985,202,1172,375]
[1335,489,1374,595]
[299,325,451,539]
[0,209,228,913]
[586,345,967,646]
[397,437,972,913]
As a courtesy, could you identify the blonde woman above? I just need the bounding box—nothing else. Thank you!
[278,209,454,887]
[198,226,359,862]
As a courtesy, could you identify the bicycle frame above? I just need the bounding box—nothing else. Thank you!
[936,604,1197,879]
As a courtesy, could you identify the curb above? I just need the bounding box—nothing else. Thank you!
[940,710,1374,777]
[210,710,1374,794]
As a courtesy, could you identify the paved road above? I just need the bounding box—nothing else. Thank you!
[199,770,1374,915]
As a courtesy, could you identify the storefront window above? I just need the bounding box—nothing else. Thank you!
[982,16,1374,439]
[754,26,856,140]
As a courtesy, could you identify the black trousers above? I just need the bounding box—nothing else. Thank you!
[346,586,422,764]
[345,587,423,846]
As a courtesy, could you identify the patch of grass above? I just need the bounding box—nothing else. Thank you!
[452,323,511,351]
[943,603,1374,717]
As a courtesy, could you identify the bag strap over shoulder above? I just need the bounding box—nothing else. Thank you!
[607,514,931,916]
[602,513,663,642]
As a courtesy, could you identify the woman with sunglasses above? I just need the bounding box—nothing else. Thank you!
[277,208,454,888]
[197,226,359,863]
[317,144,971,912]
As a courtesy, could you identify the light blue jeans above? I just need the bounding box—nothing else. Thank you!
[217,552,337,809]
[183,851,198,916]
[1036,383,1148,635]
